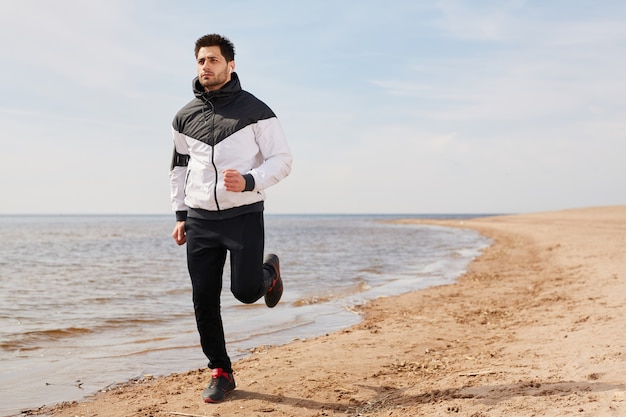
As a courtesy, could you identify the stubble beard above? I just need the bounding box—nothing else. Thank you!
[200,68,229,91]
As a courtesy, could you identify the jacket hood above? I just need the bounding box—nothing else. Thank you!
[193,72,242,101]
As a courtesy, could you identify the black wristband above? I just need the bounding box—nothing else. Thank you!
[243,174,256,192]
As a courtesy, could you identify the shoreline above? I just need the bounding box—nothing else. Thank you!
[29,206,626,416]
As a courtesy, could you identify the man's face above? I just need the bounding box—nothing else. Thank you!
[196,46,233,91]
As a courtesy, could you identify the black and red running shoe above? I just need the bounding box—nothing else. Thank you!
[263,254,283,308]
[202,368,236,403]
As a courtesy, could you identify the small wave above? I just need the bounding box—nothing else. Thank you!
[292,295,333,306]
[25,327,93,338]
[92,344,200,359]
[1,344,42,352]
[357,266,385,274]
[102,317,170,327]
[1,327,94,352]
[96,314,192,331]
[164,287,191,296]
[292,281,372,307]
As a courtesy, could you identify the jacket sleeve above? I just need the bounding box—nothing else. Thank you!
[249,117,293,190]
[169,127,190,219]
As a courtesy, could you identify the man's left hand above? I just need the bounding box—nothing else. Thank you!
[223,169,245,192]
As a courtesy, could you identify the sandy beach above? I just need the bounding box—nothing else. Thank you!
[29,206,626,417]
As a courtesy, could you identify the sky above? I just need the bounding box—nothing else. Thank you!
[1,0,625,215]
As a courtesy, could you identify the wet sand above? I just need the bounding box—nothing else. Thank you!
[30,206,626,417]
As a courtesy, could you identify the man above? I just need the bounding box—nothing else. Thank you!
[169,34,293,403]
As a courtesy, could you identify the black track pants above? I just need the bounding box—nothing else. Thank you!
[185,212,272,372]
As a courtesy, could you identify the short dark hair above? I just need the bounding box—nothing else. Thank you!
[194,34,235,62]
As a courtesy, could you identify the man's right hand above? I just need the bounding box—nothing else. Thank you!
[172,221,186,245]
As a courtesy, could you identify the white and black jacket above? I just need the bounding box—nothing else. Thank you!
[170,73,292,221]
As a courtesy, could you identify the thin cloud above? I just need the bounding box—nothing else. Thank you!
[1,0,624,214]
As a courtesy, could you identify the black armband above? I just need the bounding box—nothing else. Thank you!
[170,149,190,170]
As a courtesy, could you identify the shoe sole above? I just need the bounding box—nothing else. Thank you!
[264,255,282,308]
[203,386,235,403]
[265,275,283,308]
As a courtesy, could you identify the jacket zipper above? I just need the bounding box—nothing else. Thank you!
[204,100,221,214]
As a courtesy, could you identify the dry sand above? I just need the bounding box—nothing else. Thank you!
[29,206,626,417]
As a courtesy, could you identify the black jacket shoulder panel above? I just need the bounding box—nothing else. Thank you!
[173,74,276,146]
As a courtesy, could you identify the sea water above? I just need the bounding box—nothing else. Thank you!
[0,214,491,416]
